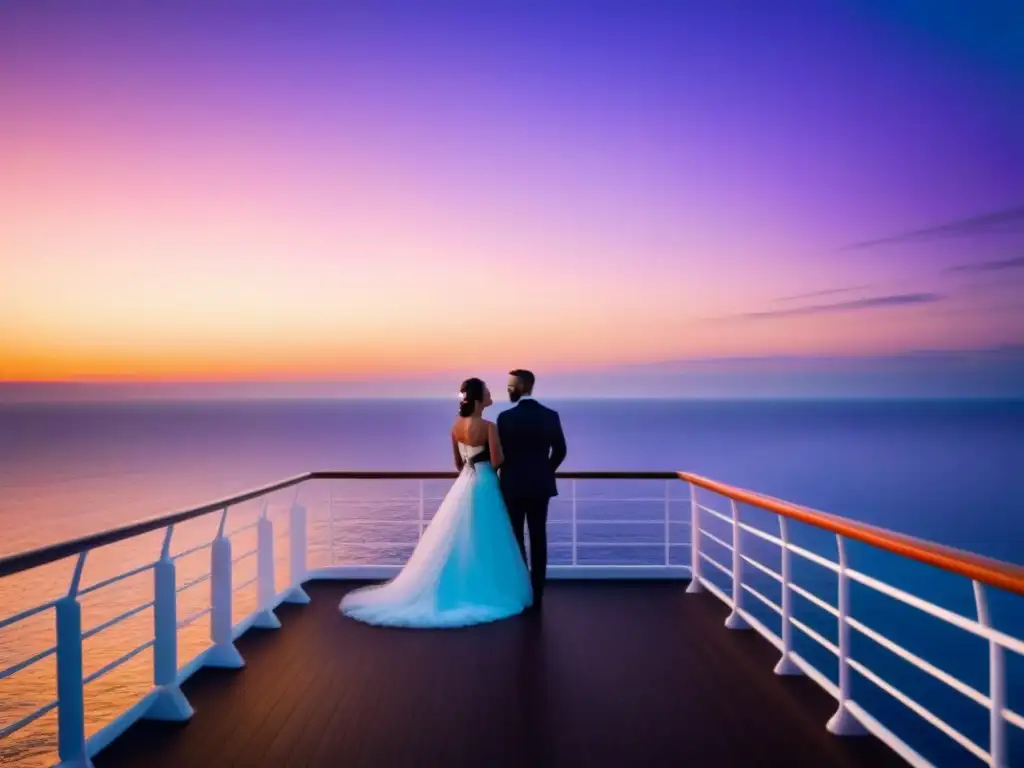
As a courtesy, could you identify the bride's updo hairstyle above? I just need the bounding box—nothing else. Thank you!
[458,378,486,417]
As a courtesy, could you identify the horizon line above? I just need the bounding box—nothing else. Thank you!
[3,394,1023,405]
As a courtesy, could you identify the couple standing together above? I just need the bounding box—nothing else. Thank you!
[340,369,567,627]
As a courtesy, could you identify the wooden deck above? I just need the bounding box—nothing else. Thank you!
[95,581,904,767]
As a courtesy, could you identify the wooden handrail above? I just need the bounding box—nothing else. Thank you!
[677,472,1024,598]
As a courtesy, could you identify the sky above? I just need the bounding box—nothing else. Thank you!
[2,1,1023,398]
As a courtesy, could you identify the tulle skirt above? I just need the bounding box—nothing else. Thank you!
[340,464,533,628]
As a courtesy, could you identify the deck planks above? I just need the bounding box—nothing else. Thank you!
[95,580,905,767]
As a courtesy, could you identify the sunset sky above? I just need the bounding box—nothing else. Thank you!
[2,1,1023,397]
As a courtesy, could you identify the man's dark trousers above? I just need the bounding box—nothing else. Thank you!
[506,495,550,605]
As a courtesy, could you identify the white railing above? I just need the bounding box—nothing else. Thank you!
[680,472,1024,768]
[313,477,691,578]
[0,471,686,767]
[0,498,303,767]
[1,470,1021,768]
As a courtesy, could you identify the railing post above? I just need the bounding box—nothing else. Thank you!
[663,481,671,567]
[685,483,703,593]
[252,504,281,629]
[827,534,864,735]
[284,500,311,605]
[327,489,335,565]
[724,499,749,629]
[418,480,426,539]
[145,525,194,721]
[205,509,244,668]
[571,480,578,567]
[974,581,1007,768]
[55,552,92,768]
[773,516,800,675]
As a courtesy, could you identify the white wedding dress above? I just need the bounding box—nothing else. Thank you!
[340,442,533,628]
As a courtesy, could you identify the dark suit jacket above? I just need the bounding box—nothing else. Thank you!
[497,399,567,499]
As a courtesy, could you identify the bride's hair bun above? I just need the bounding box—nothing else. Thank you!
[458,378,485,417]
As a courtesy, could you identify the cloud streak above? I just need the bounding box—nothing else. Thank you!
[743,293,943,320]
[840,205,1024,251]
[947,255,1024,273]
[775,285,873,303]
[604,344,1024,374]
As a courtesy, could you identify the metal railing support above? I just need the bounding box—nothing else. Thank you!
[205,509,244,668]
[663,481,671,567]
[145,526,193,721]
[724,499,749,629]
[55,552,92,768]
[827,534,864,735]
[571,480,578,566]
[327,490,335,565]
[974,581,1008,768]
[685,484,703,593]
[773,516,800,675]
[284,501,311,605]
[252,504,281,629]
[418,481,426,539]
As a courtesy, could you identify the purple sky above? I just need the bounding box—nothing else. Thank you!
[1,1,1022,397]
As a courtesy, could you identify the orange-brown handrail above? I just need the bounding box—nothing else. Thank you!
[677,472,1024,598]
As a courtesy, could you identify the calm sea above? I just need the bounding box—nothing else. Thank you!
[1,398,1022,766]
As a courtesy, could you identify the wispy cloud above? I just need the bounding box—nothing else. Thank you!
[548,346,1024,399]
[947,255,1024,273]
[743,293,943,320]
[840,205,1024,251]
[609,344,1024,372]
[775,285,873,303]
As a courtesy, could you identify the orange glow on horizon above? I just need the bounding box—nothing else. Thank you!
[5,296,1001,383]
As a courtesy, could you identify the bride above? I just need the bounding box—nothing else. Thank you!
[340,377,533,628]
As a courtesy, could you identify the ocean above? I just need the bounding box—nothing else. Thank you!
[1,398,1022,766]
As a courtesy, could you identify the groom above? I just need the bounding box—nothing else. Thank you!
[497,369,567,612]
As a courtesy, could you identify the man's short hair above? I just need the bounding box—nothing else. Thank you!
[509,369,535,392]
